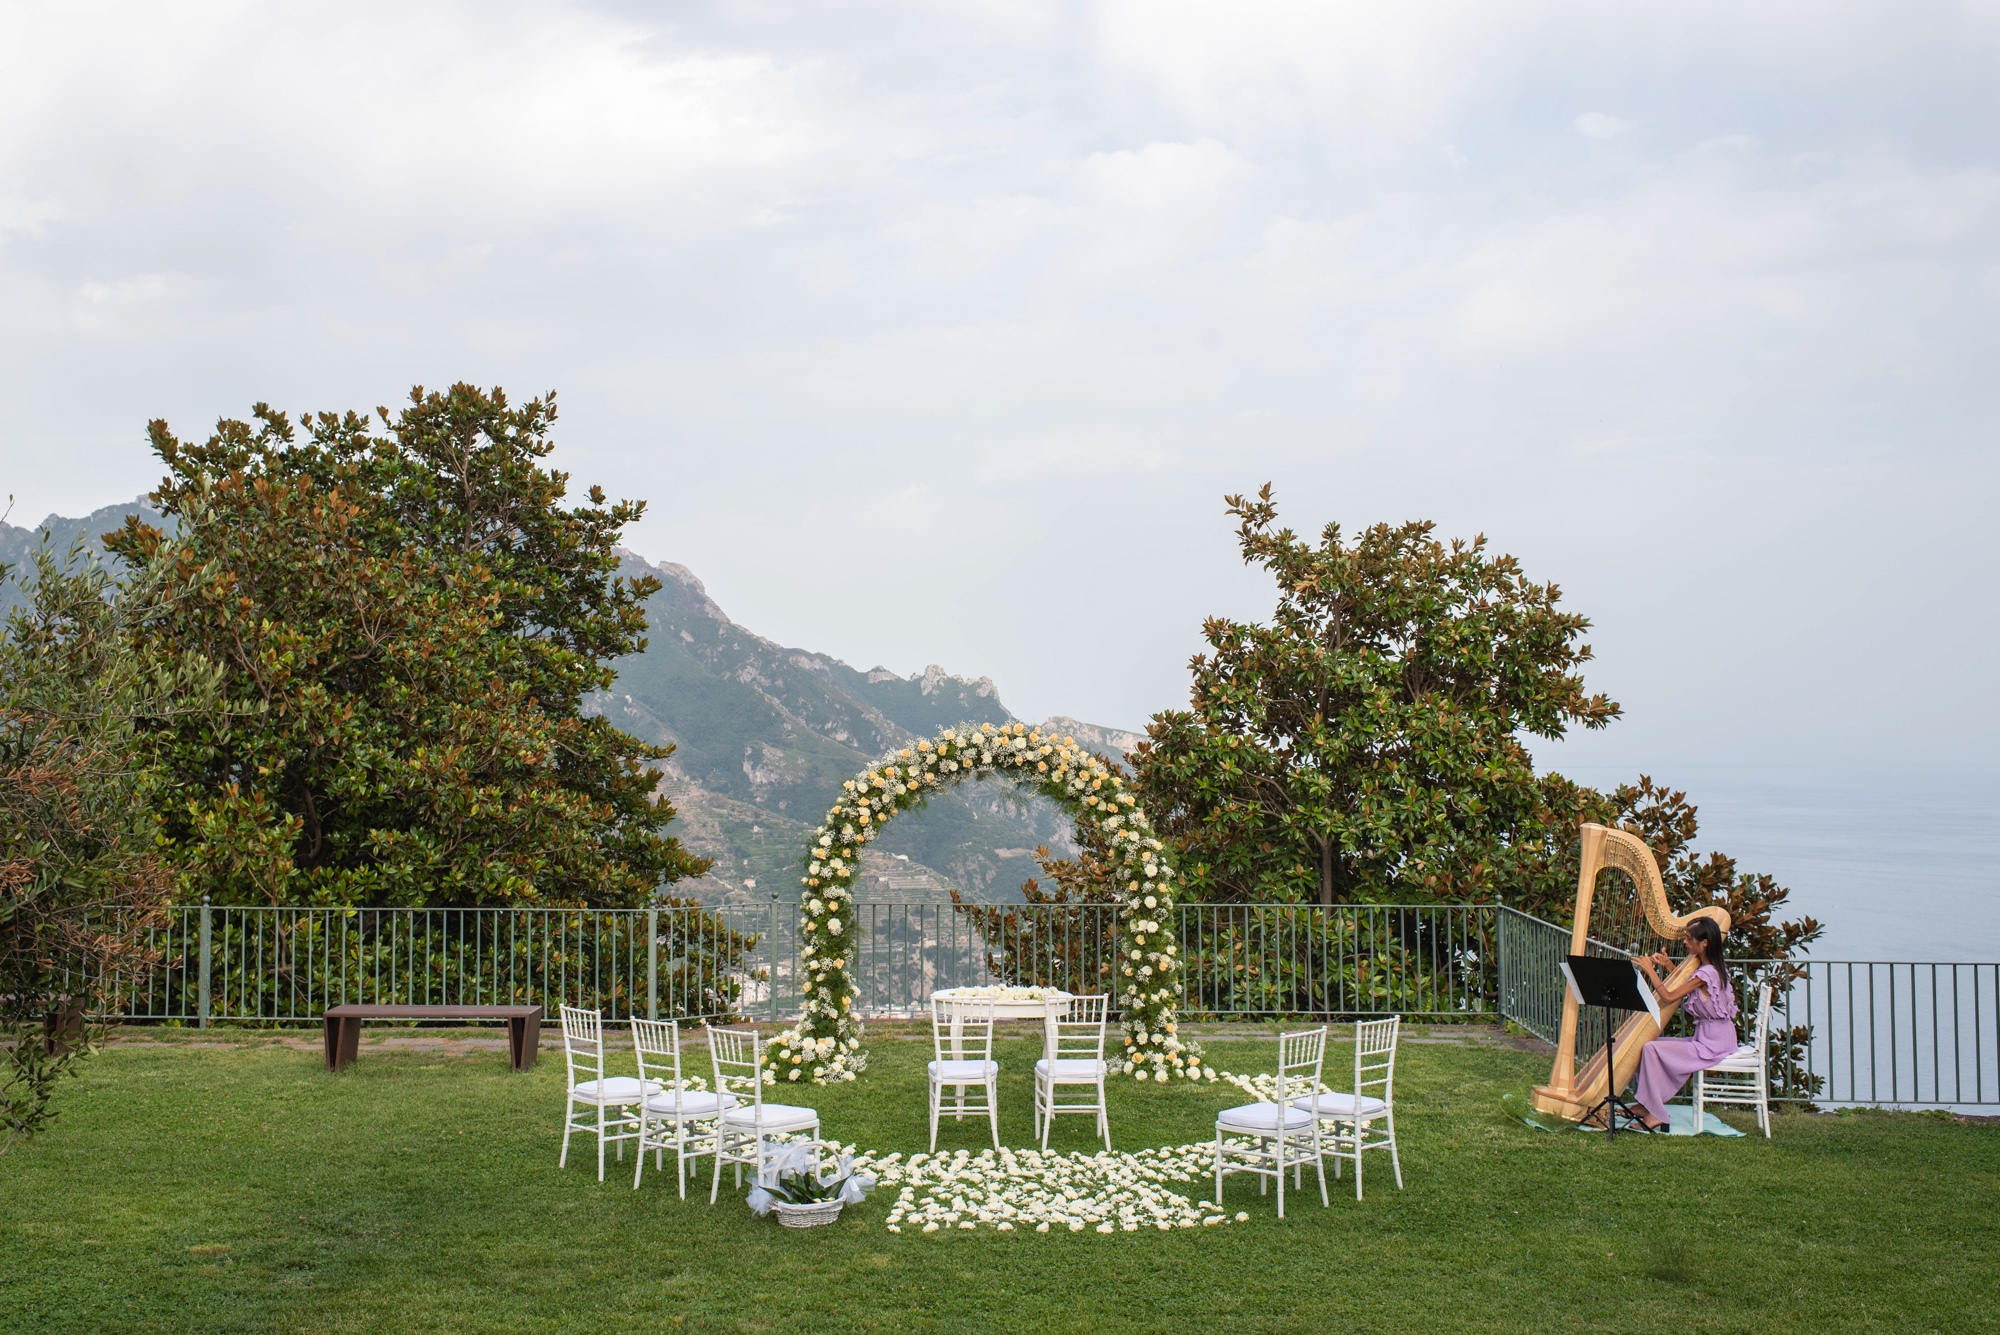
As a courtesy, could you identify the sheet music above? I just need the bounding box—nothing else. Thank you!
[1631,965,1662,1025]
[1558,961,1584,1007]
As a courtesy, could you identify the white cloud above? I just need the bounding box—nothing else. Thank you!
[1,0,1998,766]
[1573,111,1632,140]
[973,424,1183,484]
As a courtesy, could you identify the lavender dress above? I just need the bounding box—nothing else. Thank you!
[1633,964,1739,1123]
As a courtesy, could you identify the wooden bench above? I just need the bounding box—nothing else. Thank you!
[322,1004,542,1073]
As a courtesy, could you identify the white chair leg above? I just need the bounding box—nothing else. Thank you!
[987,1078,1001,1150]
[928,1081,941,1152]
[1099,1081,1111,1152]
[559,1101,574,1169]
[1353,1123,1363,1202]
[1388,1112,1403,1190]
[1275,1135,1286,1219]
[596,1102,607,1182]
[709,1130,725,1205]
[1213,1137,1224,1207]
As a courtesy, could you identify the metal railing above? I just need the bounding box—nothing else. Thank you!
[1497,907,2000,1107]
[88,900,1499,1026]
[96,901,778,1025]
[81,898,2000,1107]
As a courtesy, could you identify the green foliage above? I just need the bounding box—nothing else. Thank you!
[0,544,216,1147]
[1136,485,1618,906]
[106,384,709,908]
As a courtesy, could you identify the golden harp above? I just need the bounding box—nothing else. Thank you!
[1529,822,1732,1122]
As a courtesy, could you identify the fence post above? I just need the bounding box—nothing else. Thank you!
[198,896,212,1029]
[768,893,781,1023]
[647,907,659,1021]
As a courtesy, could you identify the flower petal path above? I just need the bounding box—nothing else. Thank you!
[851,1142,1255,1234]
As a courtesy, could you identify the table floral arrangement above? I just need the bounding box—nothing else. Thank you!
[767,721,1207,1086]
[934,985,1065,1002]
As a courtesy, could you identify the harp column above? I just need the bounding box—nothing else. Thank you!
[1544,823,1607,1103]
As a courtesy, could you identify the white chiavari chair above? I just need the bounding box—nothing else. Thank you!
[559,1005,658,1181]
[929,997,1001,1152]
[1035,994,1110,1151]
[1214,1026,1328,1219]
[630,1018,737,1195]
[1293,1017,1403,1199]
[707,1025,820,1205]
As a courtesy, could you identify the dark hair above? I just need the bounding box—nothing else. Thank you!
[1686,917,1727,989]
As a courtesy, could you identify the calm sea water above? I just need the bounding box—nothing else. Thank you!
[1555,765,2000,963]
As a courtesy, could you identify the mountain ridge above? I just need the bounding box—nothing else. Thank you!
[1,502,1140,906]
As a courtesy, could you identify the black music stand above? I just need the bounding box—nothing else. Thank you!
[1561,954,1661,1140]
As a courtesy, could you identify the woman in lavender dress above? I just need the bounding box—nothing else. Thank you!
[1631,917,1738,1132]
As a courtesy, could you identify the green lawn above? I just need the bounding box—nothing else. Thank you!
[0,1024,1993,1334]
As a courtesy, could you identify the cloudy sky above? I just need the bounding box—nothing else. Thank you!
[3,0,1996,776]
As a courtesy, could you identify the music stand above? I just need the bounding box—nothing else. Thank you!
[1560,955,1662,1140]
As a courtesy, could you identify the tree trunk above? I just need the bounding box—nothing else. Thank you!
[1318,837,1335,908]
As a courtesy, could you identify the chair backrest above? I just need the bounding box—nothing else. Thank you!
[631,1017,683,1106]
[1750,983,1774,1052]
[1044,994,1109,1065]
[1352,1016,1400,1106]
[932,997,996,1065]
[707,1024,763,1114]
[560,1005,604,1088]
[1274,1026,1328,1105]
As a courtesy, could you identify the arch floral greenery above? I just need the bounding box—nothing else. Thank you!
[764,721,1207,1087]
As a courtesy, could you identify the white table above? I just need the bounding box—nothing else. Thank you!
[930,989,1073,1059]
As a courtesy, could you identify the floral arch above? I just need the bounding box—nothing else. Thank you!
[765,721,1206,1087]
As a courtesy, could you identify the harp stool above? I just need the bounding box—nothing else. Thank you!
[1695,983,1774,1137]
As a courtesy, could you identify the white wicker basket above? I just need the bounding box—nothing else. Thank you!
[773,1199,845,1229]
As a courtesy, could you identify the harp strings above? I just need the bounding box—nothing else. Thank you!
[1586,867,1655,959]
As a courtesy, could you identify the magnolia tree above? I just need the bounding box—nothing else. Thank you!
[769,721,1208,1085]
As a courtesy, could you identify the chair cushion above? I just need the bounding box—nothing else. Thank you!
[1292,1092,1389,1120]
[570,1077,661,1104]
[929,1059,999,1082]
[1036,1058,1107,1080]
[641,1090,737,1117]
[1217,1102,1316,1133]
[721,1103,818,1133]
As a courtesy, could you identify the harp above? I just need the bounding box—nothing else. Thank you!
[1529,822,1732,1122]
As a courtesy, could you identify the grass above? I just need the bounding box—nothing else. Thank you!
[0,1023,1995,1334]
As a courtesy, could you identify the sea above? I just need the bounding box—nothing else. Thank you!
[1554,764,1999,964]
